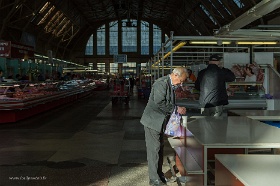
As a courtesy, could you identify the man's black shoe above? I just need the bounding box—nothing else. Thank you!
[149,179,166,186]
[159,174,168,184]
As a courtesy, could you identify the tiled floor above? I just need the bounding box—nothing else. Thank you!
[0,90,180,186]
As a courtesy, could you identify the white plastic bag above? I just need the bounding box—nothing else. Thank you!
[164,109,182,136]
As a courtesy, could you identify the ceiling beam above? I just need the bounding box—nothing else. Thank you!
[137,0,144,20]
[0,0,21,38]
[215,0,280,36]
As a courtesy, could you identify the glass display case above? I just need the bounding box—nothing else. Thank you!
[0,80,96,123]
[175,81,267,110]
[175,83,199,100]
[226,81,265,100]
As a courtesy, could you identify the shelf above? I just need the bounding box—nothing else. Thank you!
[174,146,203,174]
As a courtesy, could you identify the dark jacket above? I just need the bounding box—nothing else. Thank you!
[140,75,175,132]
[195,64,235,108]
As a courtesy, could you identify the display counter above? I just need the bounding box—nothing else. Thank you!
[215,154,280,186]
[228,109,280,121]
[175,82,267,110]
[0,80,96,123]
[170,116,280,186]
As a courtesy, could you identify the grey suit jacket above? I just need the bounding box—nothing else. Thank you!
[140,75,175,132]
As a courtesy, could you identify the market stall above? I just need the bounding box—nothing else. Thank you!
[0,80,96,123]
[169,116,280,186]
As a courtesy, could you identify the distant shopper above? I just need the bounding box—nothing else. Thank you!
[195,54,235,116]
[244,66,257,91]
[187,69,196,82]
[15,74,22,81]
[129,76,135,93]
[244,66,256,82]
[0,70,6,82]
[140,67,188,186]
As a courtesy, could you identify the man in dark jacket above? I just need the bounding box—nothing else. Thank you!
[140,67,188,186]
[195,54,235,116]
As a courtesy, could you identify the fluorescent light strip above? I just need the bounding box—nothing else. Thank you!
[189,41,231,44]
[237,41,278,45]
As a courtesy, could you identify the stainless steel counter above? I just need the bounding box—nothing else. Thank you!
[186,116,280,186]
[228,109,280,121]
[215,154,280,186]
[188,116,280,146]
[176,99,267,110]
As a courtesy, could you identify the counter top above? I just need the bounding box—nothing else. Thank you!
[187,116,280,147]
[215,154,280,186]
[228,109,280,116]
[228,110,280,121]
[176,99,267,109]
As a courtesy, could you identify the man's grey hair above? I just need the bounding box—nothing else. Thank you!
[172,67,187,76]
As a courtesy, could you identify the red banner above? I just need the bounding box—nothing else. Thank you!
[0,41,34,59]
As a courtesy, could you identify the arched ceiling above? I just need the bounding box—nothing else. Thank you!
[0,0,280,62]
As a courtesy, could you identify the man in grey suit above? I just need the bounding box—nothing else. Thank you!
[140,67,188,186]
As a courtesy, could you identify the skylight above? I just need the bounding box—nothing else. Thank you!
[200,4,217,25]
[232,0,245,8]
[207,0,224,18]
[32,1,79,42]
[187,19,201,35]
[38,5,55,25]
[218,0,232,15]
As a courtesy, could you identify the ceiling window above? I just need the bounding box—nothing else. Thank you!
[109,21,118,55]
[141,21,149,55]
[232,0,245,8]
[153,24,162,55]
[85,34,93,55]
[187,19,202,35]
[122,19,137,52]
[84,19,165,56]
[200,4,217,25]
[32,2,79,42]
[97,25,106,55]
[218,0,232,15]
[207,0,224,18]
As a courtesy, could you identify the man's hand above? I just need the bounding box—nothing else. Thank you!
[177,106,186,115]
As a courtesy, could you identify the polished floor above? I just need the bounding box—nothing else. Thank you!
[0,89,180,186]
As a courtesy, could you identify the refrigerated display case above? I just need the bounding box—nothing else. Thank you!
[175,81,267,110]
[0,80,96,123]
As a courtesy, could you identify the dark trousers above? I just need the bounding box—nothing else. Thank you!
[144,125,165,180]
[201,105,223,116]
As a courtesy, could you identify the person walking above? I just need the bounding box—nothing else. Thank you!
[195,54,235,116]
[187,69,196,82]
[0,70,6,82]
[140,67,188,186]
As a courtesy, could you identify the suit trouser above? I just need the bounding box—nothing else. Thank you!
[144,126,165,180]
[201,105,223,116]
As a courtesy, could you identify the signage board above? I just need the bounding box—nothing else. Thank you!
[0,41,11,58]
[0,41,34,59]
[114,54,127,63]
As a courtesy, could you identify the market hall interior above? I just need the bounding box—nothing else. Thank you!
[0,90,183,186]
